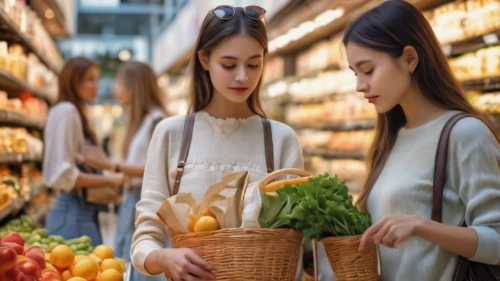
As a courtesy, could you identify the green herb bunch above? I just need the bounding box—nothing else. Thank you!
[259,174,372,240]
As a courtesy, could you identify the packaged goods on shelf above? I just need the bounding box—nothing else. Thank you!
[0,41,58,94]
[262,57,284,84]
[475,92,500,114]
[449,46,500,81]
[1,0,63,70]
[288,70,357,102]
[0,91,48,119]
[0,127,42,156]
[426,0,500,44]
[296,34,345,76]
[285,96,377,126]
[298,130,374,153]
[305,157,366,193]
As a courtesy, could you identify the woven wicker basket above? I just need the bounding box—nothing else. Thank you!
[171,168,311,281]
[321,235,379,281]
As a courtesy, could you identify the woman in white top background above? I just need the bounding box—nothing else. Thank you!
[81,61,167,281]
[129,5,335,281]
[344,1,500,280]
[42,57,123,247]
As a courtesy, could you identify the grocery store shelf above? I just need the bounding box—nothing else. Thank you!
[263,63,341,89]
[0,197,24,222]
[0,69,56,104]
[303,149,366,160]
[0,8,60,74]
[443,29,500,57]
[0,152,42,164]
[29,0,70,38]
[292,119,376,132]
[462,76,500,92]
[0,109,45,129]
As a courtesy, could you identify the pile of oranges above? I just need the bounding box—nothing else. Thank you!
[47,244,125,281]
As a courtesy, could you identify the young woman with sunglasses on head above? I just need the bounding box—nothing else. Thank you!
[344,1,500,280]
[130,5,334,281]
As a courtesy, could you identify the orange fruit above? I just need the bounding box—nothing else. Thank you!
[193,216,219,232]
[70,258,99,281]
[100,259,123,273]
[74,255,89,264]
[92,245,114,260]
[50,245,75,270]
[115,258,126,271]
[61,269,72,281]
[67,278,87,281]
[95,269,122,281]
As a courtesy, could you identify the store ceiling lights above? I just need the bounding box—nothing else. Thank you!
[269,8,344,53]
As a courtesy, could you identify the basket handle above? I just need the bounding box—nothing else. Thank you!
[313,239,318,281]
[258,168,312,190]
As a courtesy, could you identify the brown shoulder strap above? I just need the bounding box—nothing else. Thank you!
[170,115,275,196]
[262,118,274,173]
[431,113,473,222]
[171,113,196,196]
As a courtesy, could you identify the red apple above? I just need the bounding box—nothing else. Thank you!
[23,246,43,258]
[20,276,36,281]
[42,268,59,275]
[0,247,17,274]
[5,268,26,281]
[17,260,41,279]
[41,271,61,281]
[0,233,24,247]
[26,253,46,270]
[0,242,24,255]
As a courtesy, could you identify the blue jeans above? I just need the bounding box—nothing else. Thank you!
[46,191,103,247]
[116,188,167,281]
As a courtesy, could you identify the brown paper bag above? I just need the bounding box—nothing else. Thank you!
[157,170,250,238]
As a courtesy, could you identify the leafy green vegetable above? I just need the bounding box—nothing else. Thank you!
[259,174,372,240]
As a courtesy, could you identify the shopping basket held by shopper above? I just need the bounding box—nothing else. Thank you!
[130,5,334,281]
[42,57,124,246]
[344,1,500,281]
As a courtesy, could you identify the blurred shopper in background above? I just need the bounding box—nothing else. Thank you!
[81,61,167,281]
[43,56,123,247]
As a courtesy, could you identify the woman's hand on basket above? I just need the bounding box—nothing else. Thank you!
[158,248,215,281]
[358,215,426,250]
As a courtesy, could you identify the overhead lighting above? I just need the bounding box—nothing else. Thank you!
[118,50,132,62]
[45,9,55,19]
[269,7,345,53]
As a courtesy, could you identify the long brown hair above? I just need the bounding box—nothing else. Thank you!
[57,57,99,144]
[343,0,494,210]
[116,61,167,158]
[189,7,267,117]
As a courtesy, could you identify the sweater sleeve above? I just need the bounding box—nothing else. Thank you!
[448,117,500,265]
[275,123,304,171]
[130,118,175,276]
[42,103,82,192]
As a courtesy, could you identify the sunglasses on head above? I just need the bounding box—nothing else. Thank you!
[212,5,266,20]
